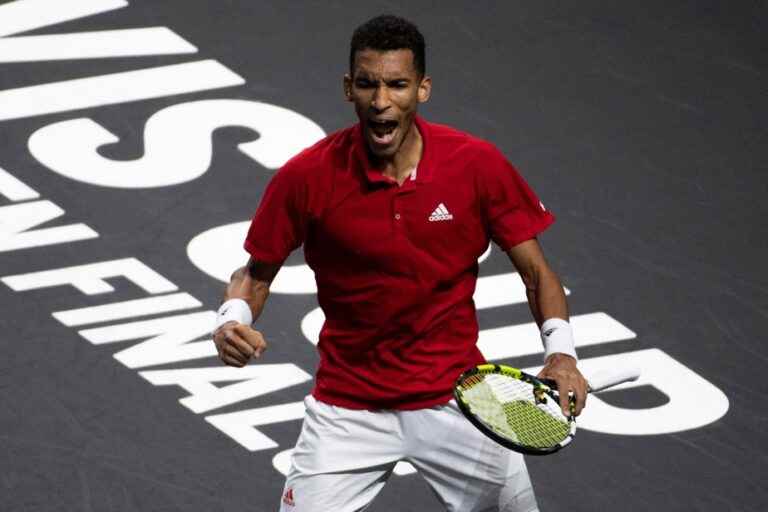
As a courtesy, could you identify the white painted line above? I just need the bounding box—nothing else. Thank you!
[206,401,307,451]
[0,0,127,38]
[52,292,201,326]
[0,166,39,201]
[0,27,197,62]
[0,60,244,121]
[478,312,637,361]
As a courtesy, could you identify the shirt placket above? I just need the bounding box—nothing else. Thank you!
[392,183,416,229]
[391,185,419,277]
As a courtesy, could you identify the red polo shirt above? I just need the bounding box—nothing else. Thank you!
[244,116,554,409]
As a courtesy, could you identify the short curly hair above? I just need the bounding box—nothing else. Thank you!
[349,15,426,76]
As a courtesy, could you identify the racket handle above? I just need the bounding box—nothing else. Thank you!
[587,367,641,393]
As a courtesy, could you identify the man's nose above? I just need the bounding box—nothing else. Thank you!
[371,84,390,112]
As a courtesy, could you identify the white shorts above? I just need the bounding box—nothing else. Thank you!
[278,395,539,512]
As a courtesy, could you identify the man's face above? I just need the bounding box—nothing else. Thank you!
[345,48,431,160]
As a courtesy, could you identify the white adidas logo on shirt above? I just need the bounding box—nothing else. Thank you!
[428,203,453,222]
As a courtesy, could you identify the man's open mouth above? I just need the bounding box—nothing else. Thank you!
[367,119,399,146]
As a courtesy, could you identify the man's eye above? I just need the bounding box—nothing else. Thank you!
[389,81,408,89]
[356,80,374,88]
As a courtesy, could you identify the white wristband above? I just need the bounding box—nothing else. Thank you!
[540,317,578,362]
[213,298,253,334]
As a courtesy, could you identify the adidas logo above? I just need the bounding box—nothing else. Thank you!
[428,203,453,222]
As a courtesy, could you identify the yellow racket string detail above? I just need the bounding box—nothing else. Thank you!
[502,401,569,447]
[458,372,570,449]
[461,379,519,442]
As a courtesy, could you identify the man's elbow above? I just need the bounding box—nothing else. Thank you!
[518,266,541,293]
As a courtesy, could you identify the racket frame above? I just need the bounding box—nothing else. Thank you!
[453,363,576,456]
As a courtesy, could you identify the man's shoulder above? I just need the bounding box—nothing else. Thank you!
[282,125,356,174]
[423,119,503,161]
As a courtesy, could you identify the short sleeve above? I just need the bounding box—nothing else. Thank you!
[476,144,555,251]
[244,162,308,264]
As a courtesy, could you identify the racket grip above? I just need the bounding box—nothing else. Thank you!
[587,367,641,392]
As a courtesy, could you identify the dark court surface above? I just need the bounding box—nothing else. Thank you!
[0,1,766,511]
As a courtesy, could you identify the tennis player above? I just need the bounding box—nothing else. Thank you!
[213,14,588,512]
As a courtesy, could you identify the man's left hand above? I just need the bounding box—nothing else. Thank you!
[537,353,588,417]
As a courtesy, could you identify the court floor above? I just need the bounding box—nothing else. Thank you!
[1,1,766,511]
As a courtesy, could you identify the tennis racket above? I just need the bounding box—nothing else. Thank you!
[453,364,640,455]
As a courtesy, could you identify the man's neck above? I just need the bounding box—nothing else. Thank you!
[370,122,423,185]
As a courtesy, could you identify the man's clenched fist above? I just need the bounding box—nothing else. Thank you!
[213,321,267,367]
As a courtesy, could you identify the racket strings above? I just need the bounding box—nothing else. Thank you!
[459,373,570,449]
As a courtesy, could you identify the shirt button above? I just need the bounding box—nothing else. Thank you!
[394,213,401,220]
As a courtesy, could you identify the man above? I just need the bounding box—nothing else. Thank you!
[213,14,587,512]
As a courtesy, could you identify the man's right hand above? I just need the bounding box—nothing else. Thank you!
[213,321,268,367]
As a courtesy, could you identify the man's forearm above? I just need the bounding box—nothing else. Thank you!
[524,266,568,328]
[223,259,280,322]
[214,260,275,367]
[507,240,585,410]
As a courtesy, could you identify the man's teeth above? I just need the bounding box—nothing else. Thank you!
[371,120,397,135]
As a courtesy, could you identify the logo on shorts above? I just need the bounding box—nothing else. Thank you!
[282,487,295,507]
[428,203,453,222]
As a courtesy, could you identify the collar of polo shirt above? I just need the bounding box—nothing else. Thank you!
[353,115,435,186]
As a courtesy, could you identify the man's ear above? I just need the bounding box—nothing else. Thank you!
[418,75,432,103]
[343,74,353,101]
